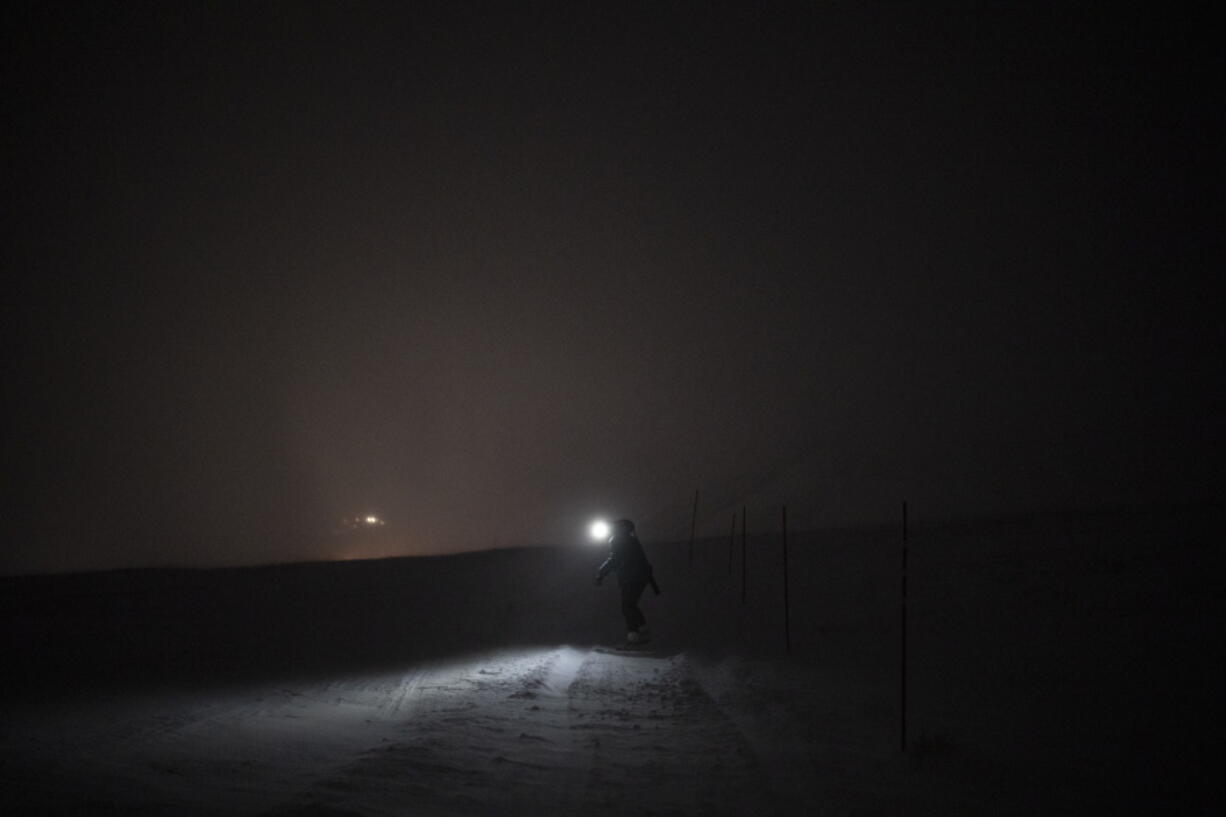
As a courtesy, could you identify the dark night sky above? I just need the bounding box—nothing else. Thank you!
[4,3,1220,573]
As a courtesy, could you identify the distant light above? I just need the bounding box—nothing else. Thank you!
[335,515,387,535]
[589,519,610,541]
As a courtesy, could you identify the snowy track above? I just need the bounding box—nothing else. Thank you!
[3,647,775,816]
[273,647,772,817]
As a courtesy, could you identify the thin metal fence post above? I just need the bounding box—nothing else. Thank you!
[900,500,909,753]
[728,512,736,575]
[741,506,747,605]
[688,489,699,568]
[782,505,790,653]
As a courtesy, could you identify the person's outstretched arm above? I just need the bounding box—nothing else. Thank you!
[595,549,618,584]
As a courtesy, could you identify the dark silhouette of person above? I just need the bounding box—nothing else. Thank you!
[594,518,658,644]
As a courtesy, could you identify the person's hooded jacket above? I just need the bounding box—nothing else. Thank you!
[597,527,654,585]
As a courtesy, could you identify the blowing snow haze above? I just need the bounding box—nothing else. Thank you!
[5,4,1219,574]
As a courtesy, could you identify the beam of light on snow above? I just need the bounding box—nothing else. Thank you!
[589,519,610,542]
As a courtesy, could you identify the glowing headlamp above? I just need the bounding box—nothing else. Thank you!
[589,519,610,541]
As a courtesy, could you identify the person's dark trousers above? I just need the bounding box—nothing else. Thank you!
[620,580,647,632]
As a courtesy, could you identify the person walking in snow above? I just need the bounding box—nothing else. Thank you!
[594,518,658,644]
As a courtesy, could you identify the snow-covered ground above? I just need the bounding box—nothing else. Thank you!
[2,505,1222,815]
[1,647,736,815]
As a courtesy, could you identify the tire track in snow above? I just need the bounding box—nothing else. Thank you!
[269,647,774,817]
[382,663,434,718]
[4,663,454,816]
[268,647,592,816]
[569,651,776,817]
